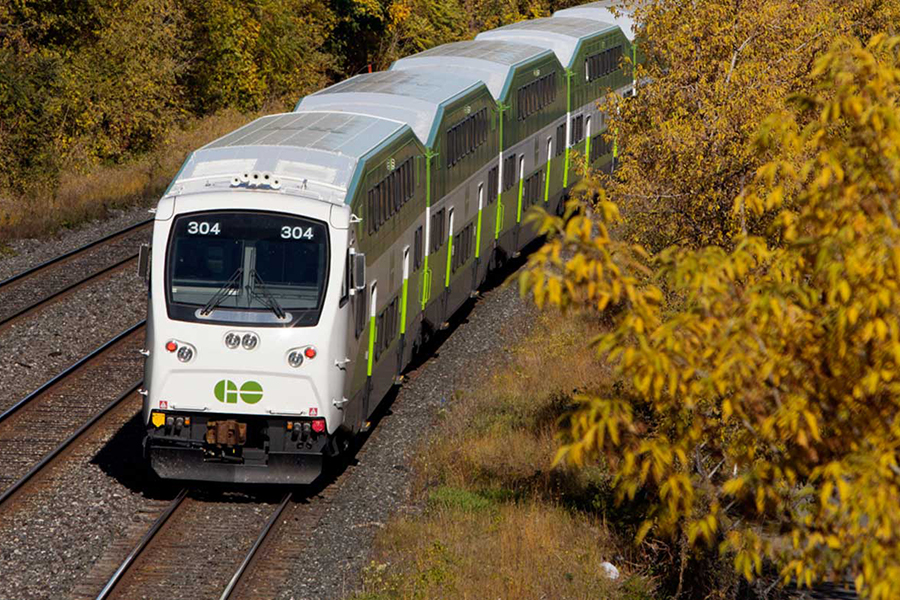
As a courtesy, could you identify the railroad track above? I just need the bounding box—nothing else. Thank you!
[0,218,152,332]
[0,321,146,503]
[94,490,293,600]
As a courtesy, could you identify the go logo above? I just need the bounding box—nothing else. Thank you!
[214,380,264,404]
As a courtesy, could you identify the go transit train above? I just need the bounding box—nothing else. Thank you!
[139,1,639,483]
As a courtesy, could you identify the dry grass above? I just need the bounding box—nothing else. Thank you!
[0,108,250,240]
[358,498,652,600]
[415,309,613,499]
[353,309,657,599]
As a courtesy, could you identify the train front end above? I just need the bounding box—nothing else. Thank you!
[141,186,354,485]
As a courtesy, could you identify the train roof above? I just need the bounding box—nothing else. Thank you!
[553,1,636,41]
[295,70,485,148]
[166,112,407,205]
[390,39,554,102]
[476,16,617,69]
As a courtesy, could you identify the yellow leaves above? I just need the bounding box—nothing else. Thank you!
[838,279,851,303]
[722,398,733,419]
[524,26,900,597]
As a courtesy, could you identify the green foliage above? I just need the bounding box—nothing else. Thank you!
[521,34,900,599]
[0,0,578,237]
[427,486,496,513]
[180,0,335,113]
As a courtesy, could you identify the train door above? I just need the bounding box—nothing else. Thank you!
[585,116,593,165]
[441,207,455,325]
[364,281,377,419]
[397,245,410,379]
[514,155,525,252]
[472,182,484,293]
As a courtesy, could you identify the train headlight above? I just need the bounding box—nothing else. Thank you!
[242,333,258,350]
[225,333,241,349]
[287,351,304,368]
[177,346,194,363]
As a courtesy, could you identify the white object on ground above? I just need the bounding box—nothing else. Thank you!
[600,561,620,580]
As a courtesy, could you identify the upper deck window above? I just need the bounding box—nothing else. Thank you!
[446,108,488,168]
[586,45,623,82]
[517,72,557,120]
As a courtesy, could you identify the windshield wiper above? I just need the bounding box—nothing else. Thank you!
[247,270,286,319]
[200,268,242,316]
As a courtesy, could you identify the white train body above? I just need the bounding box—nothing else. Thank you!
[141,1,637,484]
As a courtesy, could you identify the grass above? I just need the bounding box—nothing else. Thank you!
[0,107,252,240]
[351,310,657,600]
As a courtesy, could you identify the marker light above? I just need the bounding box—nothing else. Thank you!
[225,333,241,349]
[287,351,304,368]
[304,346,317,359]
[165,341,178,353]
[177,346,194,363]
[242,333,258,350]
[311,419,325,433]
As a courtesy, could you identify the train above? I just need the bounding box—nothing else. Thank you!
[139,1,640,484]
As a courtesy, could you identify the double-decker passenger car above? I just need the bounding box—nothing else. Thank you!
[141,1,639,483]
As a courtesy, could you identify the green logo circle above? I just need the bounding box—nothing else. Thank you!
[240,381,263,404]
[214,379,238,403]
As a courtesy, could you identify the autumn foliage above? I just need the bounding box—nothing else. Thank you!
[522,32,900,599]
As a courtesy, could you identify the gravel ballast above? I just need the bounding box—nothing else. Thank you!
[0,205,153,282]
[0,268,147,414]
[276,284,537,599]
[0,204,540,599]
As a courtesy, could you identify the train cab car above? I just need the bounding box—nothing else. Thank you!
[142,112,406,484]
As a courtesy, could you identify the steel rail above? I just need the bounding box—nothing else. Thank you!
[0,320,146,426]
[0,253,142,331]
[219,493,294,600]
[0,218,152,291]
[94,489,189,600]
[0,380,143,508]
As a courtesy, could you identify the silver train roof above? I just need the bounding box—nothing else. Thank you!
[553,1,636,41]
[167,112,406,205]
[390,39,553,101]
[476,17,617,69]
[295,70,485,148]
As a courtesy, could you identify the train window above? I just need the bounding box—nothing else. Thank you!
[593,130,613,158]
[452,223,475,273]
[413,226,423,271]
[340,250,350,307]
[430,208,445,253]
[586,45,623,82]
[524,171,545,207]
[354,279,367,338]
[487,165,499,204]
[375,297,399,360]
[503,154,518,191]
[446,108,488,168]
[570,115,584,146]
[367,190,376,235]
[375,310,385,359]
[517,72,556,120]
[556,123,566,155]
[366,158,416,235]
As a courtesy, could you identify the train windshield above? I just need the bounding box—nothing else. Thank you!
[166,211,329,325]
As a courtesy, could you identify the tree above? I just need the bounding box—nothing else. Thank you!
[604,0,842,253]
[521,35,900,599]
